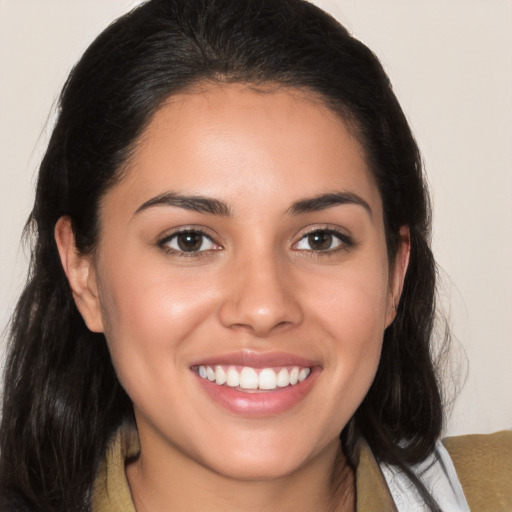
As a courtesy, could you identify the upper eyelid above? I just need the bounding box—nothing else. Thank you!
[294,224,352,240]
[157,226,220,244]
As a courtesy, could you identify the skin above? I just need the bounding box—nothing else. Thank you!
[56,84,409,512]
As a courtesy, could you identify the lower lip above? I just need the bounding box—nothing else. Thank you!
[194,369,319,417]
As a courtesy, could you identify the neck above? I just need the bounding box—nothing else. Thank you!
[126,437,355,512]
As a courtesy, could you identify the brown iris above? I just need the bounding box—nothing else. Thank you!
[307,231,333,251]
[176,232,204,252]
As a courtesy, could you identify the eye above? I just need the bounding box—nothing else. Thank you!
[294,229,352,252]
[160,230,220,254]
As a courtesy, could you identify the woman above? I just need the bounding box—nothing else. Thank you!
[0,0,510,511]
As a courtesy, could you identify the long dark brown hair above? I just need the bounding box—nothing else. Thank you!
[1,1,444,510]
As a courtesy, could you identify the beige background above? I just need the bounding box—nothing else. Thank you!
[1,0,511,436]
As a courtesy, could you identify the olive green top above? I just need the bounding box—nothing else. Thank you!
[92,425,512,512]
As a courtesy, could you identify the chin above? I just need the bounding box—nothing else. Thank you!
[194,429,336,482]
[205,450,310,481]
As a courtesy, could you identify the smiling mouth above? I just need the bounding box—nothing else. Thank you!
[195,365,312,391]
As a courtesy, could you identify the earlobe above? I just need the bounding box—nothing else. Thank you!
[386,226,411,326]
[54,217,104,333]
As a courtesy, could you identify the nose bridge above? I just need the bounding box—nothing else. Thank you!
[218,245,302,335]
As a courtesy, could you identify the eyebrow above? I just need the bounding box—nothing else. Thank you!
[288,192,372,216]
[135,192,231,216]
[134,190,371,218]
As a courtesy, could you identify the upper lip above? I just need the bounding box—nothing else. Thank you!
[190,350,320,369]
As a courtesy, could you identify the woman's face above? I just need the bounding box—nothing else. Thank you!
[71,84,407,480]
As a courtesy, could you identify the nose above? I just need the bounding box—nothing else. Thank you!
[218,252,303,337]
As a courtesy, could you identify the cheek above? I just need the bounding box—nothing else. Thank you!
[306,256,390,343]
[96,260,215,384]
[101,257,211,330]
[300,253,390,396]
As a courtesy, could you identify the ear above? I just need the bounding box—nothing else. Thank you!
[54,216,104,333]
[385,225,411,326]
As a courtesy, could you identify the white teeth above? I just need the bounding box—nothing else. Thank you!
[215,365,226,385]
[226,366,240,387]
[206,366,216,381]
[258,368,277,390]
[276,368,289,388]
[239,367,259,389]
[197,364,312,390]
[298,368,311,382]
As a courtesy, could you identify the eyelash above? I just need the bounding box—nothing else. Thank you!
[157,226,355,257]
[292,227,355,255]
[158,228,221,257]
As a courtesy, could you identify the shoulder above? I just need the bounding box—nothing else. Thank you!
[91,424,138,512]
[443,430,512,512]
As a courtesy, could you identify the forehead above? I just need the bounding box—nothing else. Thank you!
[110,83,382,218]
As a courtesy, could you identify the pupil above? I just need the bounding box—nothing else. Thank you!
[308,232,332,251]
[177,233,202,251]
